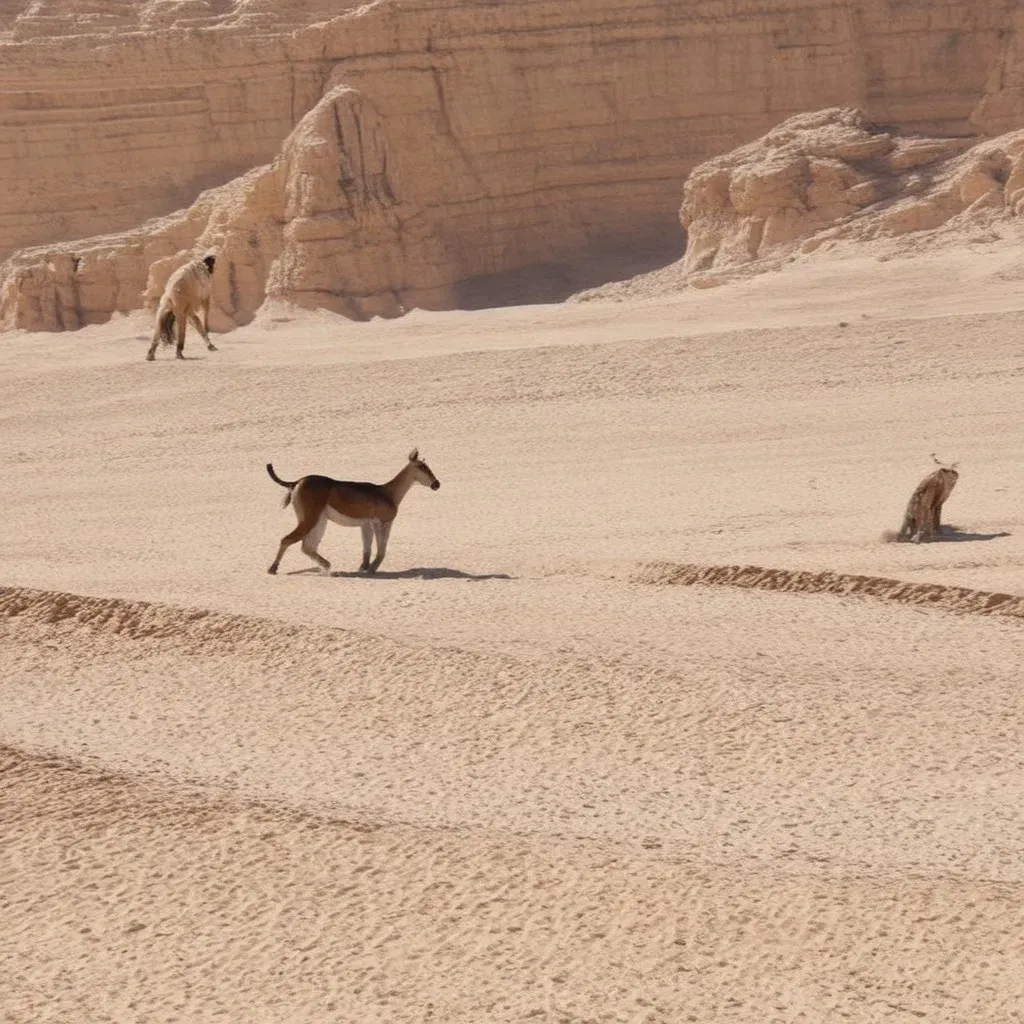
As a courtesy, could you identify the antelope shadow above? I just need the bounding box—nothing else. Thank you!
[284,566,514,581]
[331,566,515,581]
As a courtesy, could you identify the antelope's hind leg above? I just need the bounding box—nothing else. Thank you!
[300,514,331,574]
[268,503,323,575]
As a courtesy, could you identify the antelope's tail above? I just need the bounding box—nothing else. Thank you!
[266,463,298,508]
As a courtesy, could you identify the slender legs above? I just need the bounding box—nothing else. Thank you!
[359,522,374,572]
[300,515,330,573]
[192,297,216,351]
[268,510,331,575]
[189,311,217,351]
[146,313,167,361]
[146,300,216,361]
[368,521,392,573]
[268,515,393,576]
[175,308,187,359]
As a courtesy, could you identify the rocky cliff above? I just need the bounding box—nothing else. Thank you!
[2,0,1023,331]
[679,107,1024,279]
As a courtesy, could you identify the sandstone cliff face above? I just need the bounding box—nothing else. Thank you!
[679,107,1024,279]
[2,0,1023,331]
[0,82,451,332]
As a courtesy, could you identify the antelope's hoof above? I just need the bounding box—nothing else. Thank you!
[207,344,218,352]
[267,565,278,575]
[145,352,155,361]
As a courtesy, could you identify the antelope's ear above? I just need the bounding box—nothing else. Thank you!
[408,448,419,462]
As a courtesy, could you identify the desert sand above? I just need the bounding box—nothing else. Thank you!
[3,237,1024,1022]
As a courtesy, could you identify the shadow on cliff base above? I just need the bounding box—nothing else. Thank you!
[452,238,684,310]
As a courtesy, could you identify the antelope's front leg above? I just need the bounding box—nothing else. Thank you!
[368,521,392,574]
[359,522,374,572]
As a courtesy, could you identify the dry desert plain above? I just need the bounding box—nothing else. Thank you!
[3,245,1024,1022]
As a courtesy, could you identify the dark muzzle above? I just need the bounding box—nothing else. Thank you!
[431,481,440,491]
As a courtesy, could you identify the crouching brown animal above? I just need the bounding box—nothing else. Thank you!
[895,455,959,543]
[265,449,441,575]
[147,254,217,361]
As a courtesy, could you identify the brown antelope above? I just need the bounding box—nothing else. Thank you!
[265,449,441,575]
[895,455,959,542]
[147,254,217,361]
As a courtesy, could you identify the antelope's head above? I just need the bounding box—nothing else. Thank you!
[408,448,440,491]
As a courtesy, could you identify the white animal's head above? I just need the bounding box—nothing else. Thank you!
[408,448,440,491]
[202,253,217,274]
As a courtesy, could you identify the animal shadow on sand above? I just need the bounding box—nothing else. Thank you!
[931,525,1011,543]
[141,351,208,360]
[285,566,514,581]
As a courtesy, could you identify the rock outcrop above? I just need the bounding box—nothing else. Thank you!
[2,0,1023,330]
[0,82,457,332]
[680,107,1024,278]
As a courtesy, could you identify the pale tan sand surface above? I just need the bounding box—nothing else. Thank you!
[3,249,1024,1021]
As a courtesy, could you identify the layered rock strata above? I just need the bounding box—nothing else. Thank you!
[680,107,1024,277]
[1,0,1022,330]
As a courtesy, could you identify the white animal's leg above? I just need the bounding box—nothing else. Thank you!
[189,311,217,352]
[301,514,331,574]
[147,308,167,361]
[369,521,392,573]
[175,304,187,359]
[359,522,373,572]
[200,297,216,350]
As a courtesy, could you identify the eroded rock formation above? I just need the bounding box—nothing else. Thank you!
[1,0,1023,330]
[680,107,1024,277]
[0,83,457,331]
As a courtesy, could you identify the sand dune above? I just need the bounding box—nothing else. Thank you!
[3,249,1024,1021]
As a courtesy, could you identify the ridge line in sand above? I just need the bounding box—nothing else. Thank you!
[635,561,1024,619]
[8,742,1015,889]
[6,556,1024,660]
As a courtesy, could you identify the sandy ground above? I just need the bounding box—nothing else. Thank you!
[3,244,1024,1023]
